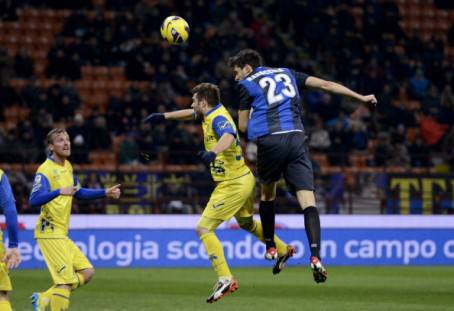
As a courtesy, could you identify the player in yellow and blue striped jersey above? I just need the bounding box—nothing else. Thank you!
[29,128,121,311]
[144,83,295,303]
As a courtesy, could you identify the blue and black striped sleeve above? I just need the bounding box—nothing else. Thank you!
[237,83,254,110]
[0,173,19,248]
[290,70,309,90]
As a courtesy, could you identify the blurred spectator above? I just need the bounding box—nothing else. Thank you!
[449,25,454,47]
[46,46,80,80]
[442,127,454,169]
[350,121,368,151]
[13,49,34,78]
[0,48,13,86]
[90,116,112,150]
[119,134,140,165]
[67,113,90,163]
[328,121,351,166]
[408,137,431,168]
[309,117,331,151]
[423,85,442,117]
[408,69,429,100]
[419,114,449,146]
[387,143,411,169]
[374,133,392,166]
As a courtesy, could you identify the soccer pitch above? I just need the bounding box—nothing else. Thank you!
[10,267,453,311]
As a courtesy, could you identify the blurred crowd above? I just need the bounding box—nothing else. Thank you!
[0,0,453,170]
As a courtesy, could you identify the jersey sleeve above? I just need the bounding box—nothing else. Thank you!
[29,173,60,207]
[237,83,254,110]
[73,173,106,200]
[290,70,309,90]
[212,115,236,138]
[0,174,19,248]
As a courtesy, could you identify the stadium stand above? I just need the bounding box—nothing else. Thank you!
[0,0,453,214]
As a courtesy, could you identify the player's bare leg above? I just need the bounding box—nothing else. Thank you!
[260,182,278,260]
[297,190,327,283]
[73,267,95,289]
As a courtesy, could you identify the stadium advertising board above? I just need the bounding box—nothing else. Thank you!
[387,174,454,214]
[13,215,454,268]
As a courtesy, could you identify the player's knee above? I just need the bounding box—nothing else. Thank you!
[260,193,276,201]
[237,217,254,232]
[83,268,95,284]
[296,190,315,208]
[260,185,276,201]
[196,226,209,237]
[0,291,8,301]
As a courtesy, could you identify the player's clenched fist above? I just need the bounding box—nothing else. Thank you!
[106,184,121,199]
[3,248,21,269]
[361,94,377,106]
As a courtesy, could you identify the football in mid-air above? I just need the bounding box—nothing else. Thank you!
[160,16,189,45]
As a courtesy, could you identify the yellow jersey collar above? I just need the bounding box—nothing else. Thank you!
[47,156,66,167]
[204,103,222,117]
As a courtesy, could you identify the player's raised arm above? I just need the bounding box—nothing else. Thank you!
[305,76,377,107]
[143,109,196,123]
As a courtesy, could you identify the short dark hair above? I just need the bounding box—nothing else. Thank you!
[46,128,68,145]
[191,83,220,107]
[228,49,263,69]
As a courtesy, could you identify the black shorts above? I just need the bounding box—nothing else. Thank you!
[256,131,314,193]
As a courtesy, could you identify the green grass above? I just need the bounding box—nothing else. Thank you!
[9,266,454,311]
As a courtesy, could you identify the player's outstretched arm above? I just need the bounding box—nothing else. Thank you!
[305,76,377,107]
[73,174,120,200]
[143,109,195,123]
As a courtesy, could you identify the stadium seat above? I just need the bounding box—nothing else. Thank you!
[9,79,27,91]
[311,153,329,168]
[88,151,117,165]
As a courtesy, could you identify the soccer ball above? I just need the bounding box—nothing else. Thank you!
[160,16,189,45]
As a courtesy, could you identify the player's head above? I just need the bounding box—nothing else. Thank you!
[47,128,71,159]
[191,83,221,117]
[228,49,263,81]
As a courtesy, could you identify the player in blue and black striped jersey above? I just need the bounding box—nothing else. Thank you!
[228,49,377,283]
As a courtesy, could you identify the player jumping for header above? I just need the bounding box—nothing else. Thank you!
[228,49,377,283]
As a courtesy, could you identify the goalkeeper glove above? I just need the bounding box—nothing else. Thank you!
[198,151,217,165]
[143,113,165,124]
